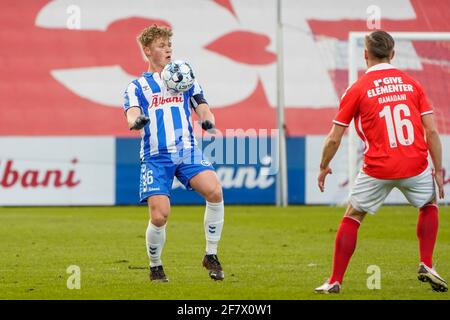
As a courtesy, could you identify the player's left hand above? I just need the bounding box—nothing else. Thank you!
[432,168,445,199]
[201,120,217,133]
[318,167,332,192]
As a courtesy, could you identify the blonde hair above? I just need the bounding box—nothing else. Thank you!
[137,25,173,48]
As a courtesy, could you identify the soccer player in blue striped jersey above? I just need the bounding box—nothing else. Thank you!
[123,25,224,282]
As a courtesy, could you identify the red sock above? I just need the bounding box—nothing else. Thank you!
[329,216,361,284]
[417,204,439,268]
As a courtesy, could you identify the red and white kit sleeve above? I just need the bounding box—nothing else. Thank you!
[333,84,361,127]
[417,83,433,116]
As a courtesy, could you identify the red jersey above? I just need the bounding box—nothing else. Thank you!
[334,63,433,179]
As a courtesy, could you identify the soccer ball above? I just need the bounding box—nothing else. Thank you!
[161,60,195,93]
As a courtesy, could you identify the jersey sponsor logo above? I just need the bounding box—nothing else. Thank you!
[373,77,404,87]
[367,79,414,98]
[150,94,184,108]
[0,159,81,189]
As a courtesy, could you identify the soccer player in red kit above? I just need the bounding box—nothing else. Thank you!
[315,30,447,293]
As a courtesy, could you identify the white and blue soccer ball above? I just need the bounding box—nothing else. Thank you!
[161,60,195,93]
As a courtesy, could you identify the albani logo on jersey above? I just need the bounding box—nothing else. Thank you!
[0,159,81,189]
[150,95,184,109]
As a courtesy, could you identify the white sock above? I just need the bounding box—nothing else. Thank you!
[204,201,224,255]
[146,222,166,267]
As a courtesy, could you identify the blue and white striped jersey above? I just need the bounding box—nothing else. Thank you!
[123,72,207,161]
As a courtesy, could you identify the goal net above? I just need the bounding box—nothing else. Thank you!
[348,32,450,205]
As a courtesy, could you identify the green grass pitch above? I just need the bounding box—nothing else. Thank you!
[0,205,449,300]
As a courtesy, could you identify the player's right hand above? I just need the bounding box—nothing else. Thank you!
[130,115,150,130]
[432,168,445,199]
[318,167,332,192]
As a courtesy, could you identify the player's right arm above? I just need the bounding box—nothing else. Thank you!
[318,124,346,192]
[422,114,444,199]
[318,83,361,192]
[124,82,149,130]
[126,107,149,130]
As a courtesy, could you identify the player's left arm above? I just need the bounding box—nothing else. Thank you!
[318,83,360,192]
[195,103,216,133]
[417,83,444,199]
[189,80,216,133]
[422,114,444,199]
[318,124,346,192]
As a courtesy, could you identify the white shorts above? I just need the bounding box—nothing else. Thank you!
[349,166,435,214]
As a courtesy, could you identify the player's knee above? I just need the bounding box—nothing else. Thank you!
[346,211,365,222]
[150,214,168,227]
[425,197,437,206]
[149,205,169,227]
[345,204,366,222]
[205,184,223,203]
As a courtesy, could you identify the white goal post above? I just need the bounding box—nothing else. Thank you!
[347,31,450,190]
